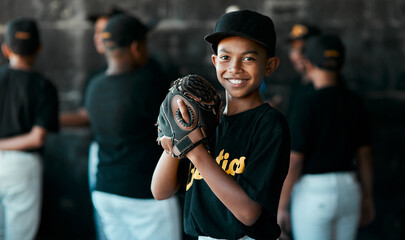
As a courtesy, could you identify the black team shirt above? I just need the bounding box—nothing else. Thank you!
[290,85,370,174]
[84,58,170,199]
[0,66,59,152]
[180,104,290,240]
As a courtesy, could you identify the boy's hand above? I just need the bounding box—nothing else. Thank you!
[156,74,222,159]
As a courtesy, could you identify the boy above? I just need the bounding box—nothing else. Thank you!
[0,18,59,240]
[278,34,375,240]
[84,14,180,240]
[152,10,290,240]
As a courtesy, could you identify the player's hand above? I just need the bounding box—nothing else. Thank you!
[359,195,375,226]
[277,208,292,240]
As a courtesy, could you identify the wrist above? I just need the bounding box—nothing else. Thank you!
[185,143,207,161]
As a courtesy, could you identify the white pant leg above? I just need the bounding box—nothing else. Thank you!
[198,236,253,240]
[0,200,4,239]
[92,191,181,240]
[88,141,99,192]
[0,151,42,240]
[291,172,360,240]
[335,173,361,240]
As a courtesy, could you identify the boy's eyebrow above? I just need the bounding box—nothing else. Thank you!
[218,49,259,55]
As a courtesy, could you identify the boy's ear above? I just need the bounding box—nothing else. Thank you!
[211,54,218,67]
[1,43,11,59]
[265,57,280,76]
[130,41,140,56]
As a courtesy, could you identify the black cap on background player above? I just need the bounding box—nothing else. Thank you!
[87,6,124,23]
[303,34,345,72]
[5,18,40,55]
[288,23,320,42]
[101,14,149,50]
[287,23,321,76]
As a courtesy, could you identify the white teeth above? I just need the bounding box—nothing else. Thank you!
[228,79,245,84]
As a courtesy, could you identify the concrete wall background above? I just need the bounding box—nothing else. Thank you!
[0,0,404,239]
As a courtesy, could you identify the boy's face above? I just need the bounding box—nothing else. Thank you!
[212,36,279,100]
[94,16,109,54]
[288,39,306,75]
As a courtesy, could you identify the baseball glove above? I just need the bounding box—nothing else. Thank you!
[156,74,222,159]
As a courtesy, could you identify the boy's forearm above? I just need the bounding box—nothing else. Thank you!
[59,108,90,127]
[0,126,47,150]
[279,151,304,211]
[186,144,263,226]
[151,151,181,200]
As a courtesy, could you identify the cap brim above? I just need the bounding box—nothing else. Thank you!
[204,31,270,50]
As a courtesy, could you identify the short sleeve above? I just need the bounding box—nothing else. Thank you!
[34,80,59,132]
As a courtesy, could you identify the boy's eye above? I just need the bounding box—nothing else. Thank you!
[219,55,230,61]
[243,56,255,61]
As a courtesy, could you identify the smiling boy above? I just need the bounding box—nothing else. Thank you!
[151,10,290,240]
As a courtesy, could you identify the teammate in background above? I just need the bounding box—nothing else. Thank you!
[151,10,290,240]
[285,23,320,121]
[278,34,375,240]
[84,14,180,240]
[0,18,59,240]
[60,6,123,126]
[59,7,123,239]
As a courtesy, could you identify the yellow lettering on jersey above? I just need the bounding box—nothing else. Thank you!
[186,165,202,191]
[186,149,246,191]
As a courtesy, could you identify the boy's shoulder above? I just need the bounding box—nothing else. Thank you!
[258,103,289,131]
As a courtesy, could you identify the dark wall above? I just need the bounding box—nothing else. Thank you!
[0,0,404,239]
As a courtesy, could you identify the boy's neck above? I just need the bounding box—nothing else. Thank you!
[224,92,263,115]
[8,55,35,71]
[312,69,339,89]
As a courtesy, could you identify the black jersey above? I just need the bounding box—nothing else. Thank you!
[0,65,59,151]
[84,58,170,198]
[290,85,370,174]
[182,104,290,240]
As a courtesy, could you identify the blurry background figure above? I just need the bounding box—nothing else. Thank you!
[85,14,180,240]
[0,18,59,240]
[284,23,320,122]
[59,6,123,240]
[278,34,375,240]
[60,5,123,127]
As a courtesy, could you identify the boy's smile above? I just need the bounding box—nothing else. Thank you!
[212,36,278,101]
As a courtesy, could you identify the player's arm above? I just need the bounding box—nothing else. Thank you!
[357,145,375,226]
[59,107,90,127]
[151,151,182,200]
[186,144,263,226]
[278,151,304,236]
[0,126,47,150]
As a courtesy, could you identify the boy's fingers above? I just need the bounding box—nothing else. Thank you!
[177,99,191,123]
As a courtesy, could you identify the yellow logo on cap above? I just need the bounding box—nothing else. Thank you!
[324,50,340,57]
[101,32,111,39]
[15,31,31,40]
[290,24,308,39]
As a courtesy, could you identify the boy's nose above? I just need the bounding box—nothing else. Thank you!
[227,59,243,74]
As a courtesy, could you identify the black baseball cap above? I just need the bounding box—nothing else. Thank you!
[5,18,40,55]
[288,23,320,42]
[205,10,276,57]
[304,34,345,71]
[102,14,149,49]
[87,6,124,23]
